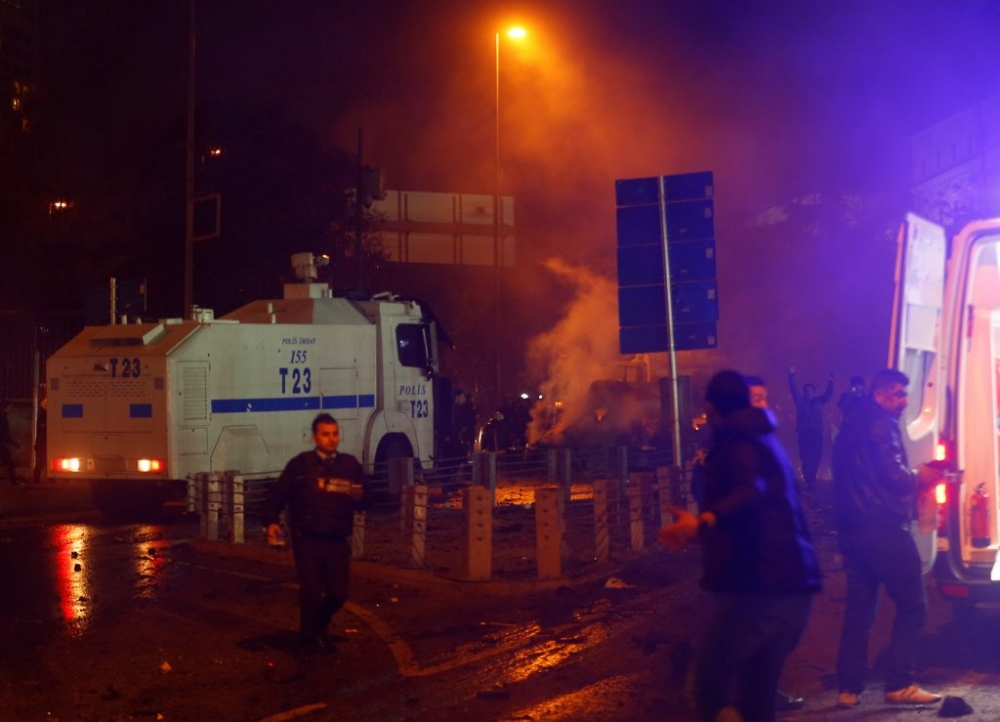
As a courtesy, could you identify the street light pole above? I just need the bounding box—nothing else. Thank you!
[492,26,526,412]
[183,0,196,319]
[493,31,501,413]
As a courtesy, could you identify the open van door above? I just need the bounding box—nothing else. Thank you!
[888,213,947,574]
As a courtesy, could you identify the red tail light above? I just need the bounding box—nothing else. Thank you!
[137,459,164,473]
[935,482,947,505]
[52,457,81,472]
[934,442,948,463]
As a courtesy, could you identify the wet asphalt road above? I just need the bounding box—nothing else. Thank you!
[0,505,705,721]
[5,487,1000,721]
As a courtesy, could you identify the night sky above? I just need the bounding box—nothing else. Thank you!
[24,0,998,424]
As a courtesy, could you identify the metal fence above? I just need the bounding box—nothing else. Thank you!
[190,445,693,581]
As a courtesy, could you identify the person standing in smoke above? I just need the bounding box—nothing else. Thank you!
[453,389,476,455]
[33,390,47,484]
[837,376,867,423]
[744,375,807,713]
[788,367,834,489]
[660,371,820,722]
[0,400,22,485]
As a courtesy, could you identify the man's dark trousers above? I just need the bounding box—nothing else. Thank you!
[796,429,822,488]
[695,592,812,722]
[291,534,351,643]
[836,524,926,693]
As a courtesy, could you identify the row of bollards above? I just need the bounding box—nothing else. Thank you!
[191,450,689,583]
[189,471,246,543]
[394,465,686,582]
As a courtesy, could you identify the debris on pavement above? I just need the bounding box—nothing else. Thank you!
[604,576,635,589]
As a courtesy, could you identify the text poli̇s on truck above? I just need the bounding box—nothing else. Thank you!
[891,213,1000,617]
[45,253,448,518]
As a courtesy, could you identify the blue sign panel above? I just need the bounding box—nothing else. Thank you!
[665,199,715,241]
[662,171,714,203]
[614,177,660,207]
[615,171,718,353]
[620,325,669,355]
[673,321,718,351]
[617,245,665,287]
[668,240,716,282]
[615,205,661,246]
[618,286,668,328]
[671,281,719,324]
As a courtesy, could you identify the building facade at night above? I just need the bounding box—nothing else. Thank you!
[911,94,1000,227]
[0,0,35,140]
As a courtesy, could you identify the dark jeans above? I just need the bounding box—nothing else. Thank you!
[291,534,351,643]
[695,591,812,722]
[836,525,926,694]
[796,430,822,487]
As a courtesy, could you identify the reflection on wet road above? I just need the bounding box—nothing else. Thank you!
[1,517,189,642]
[49,524,94,634]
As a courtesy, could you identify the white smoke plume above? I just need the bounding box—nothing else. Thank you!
[525,258,624,445]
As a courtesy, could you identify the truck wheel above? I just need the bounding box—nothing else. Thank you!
[372,436,413,501]
[91,480,167,521]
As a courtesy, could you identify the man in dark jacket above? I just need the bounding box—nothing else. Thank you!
[0,400,22,485]
[660,371,821,722]
[837,375,867,422]
[264,413,370,654]
[832,368,942,708]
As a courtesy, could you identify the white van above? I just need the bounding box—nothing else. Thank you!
[891,213,1000,615]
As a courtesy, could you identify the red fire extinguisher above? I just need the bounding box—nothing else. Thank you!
[971,483,991,549]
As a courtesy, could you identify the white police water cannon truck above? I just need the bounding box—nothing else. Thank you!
[46,252,448,519]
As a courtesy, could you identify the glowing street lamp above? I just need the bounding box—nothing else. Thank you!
[493,25,526,409]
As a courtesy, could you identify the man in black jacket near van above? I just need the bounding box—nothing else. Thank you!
[832,369,942,708]
[264,413,370,654]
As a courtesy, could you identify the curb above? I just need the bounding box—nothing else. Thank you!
[0,482,95,517]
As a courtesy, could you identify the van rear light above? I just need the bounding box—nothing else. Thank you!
[934,442,948,462]
[137,459,163,473]
[935,482,948,505]
[52,457,81,472]
[933,481,948,534]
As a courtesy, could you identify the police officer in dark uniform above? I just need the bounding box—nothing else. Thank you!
[264,413,370,654]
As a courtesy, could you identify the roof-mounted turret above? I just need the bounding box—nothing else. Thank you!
[286,252,332,300]
[289,252,330,282]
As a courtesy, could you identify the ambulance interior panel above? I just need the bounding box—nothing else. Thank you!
[960,243,1000,561]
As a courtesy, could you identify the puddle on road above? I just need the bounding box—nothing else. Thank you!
[50,524,94,635]
[47,523,174,636]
